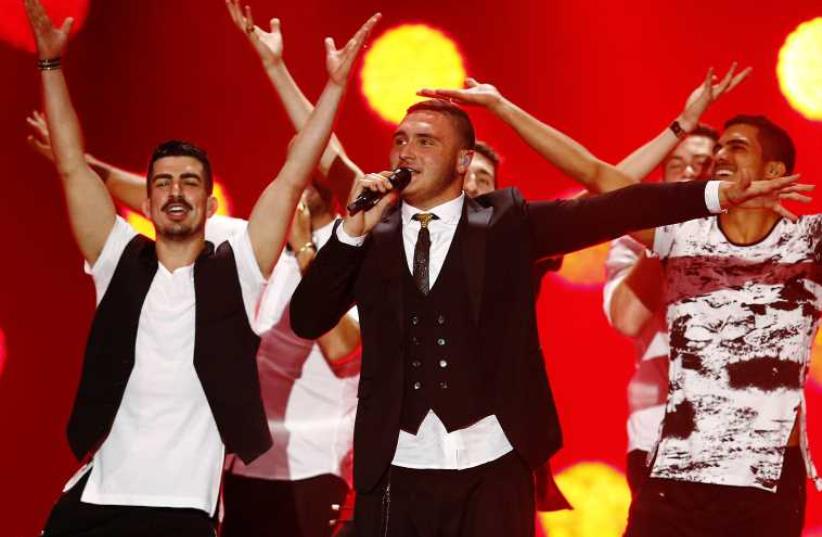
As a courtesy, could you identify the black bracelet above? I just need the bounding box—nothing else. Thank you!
[37,57,62,71]
[669,120,687,139]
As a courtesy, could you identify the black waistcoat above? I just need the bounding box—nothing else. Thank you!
[399,223,492,433]
[66,235,271,464]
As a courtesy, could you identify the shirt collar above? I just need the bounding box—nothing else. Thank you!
[401,192,465,226]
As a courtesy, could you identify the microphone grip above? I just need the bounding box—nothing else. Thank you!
[346,189,382,215]
[346,168,412,215]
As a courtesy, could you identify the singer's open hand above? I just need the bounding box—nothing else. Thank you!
[342,171,398,237]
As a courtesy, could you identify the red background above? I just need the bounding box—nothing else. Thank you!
[0,0,820,534]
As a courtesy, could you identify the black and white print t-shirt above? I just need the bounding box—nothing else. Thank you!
[651,214,822,492]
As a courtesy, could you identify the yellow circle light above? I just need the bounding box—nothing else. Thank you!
[361,24,467,124]
[555,241,610,286]
[125,181,233,240]
[777,17,822,121]
[539,462,631,537]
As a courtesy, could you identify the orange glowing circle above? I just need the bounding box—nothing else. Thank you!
[777,18,822,121]
[0,0,90,53]
[554,241,610,287]
[810,329,822,389]
[360,24,467,124]
[124,180,233,240]
[539,462,631,537]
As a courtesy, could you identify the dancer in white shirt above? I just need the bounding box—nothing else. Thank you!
[23,0,377,534]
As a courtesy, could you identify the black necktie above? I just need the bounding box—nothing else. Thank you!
[412,213,438,295]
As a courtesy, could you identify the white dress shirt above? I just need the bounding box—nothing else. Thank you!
[337,193,514,470]
[67,216,265,515]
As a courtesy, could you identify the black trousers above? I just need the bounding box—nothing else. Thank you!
[355,451,534,537]
[626,449,651,499]
[221,473,349,537]
[624,447,807,537]
[42,473,215,537]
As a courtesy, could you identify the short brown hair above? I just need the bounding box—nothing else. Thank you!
[406,99,476,150]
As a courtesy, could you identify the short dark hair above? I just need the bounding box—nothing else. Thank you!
[472,140,501,187]
[689,124,719,142]
[147,140,213,193]
[723,115,795,174]
[473,140,501,169]
[405,99,476,150]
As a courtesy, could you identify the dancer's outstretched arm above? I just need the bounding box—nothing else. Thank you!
[26,110,147,212]
[617,64,750,180]
[245,13,379,277]
[25,0,116,265]
[225,1,363,207]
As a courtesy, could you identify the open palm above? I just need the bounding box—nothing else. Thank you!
[418,77,503,108]
[724,171,813,221]
[325,14,380,86]
[224,1,283,65]
[24,0,73,59]
[681,63,752,128]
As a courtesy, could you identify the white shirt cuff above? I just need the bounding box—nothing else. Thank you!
[335,222,366,247]
[704,180,724,214]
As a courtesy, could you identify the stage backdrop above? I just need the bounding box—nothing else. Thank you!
[0,0,820,535]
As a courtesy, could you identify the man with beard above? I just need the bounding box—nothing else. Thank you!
[28,6,366,534]
[24,0,378,534]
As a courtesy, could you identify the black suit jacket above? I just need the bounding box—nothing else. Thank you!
[291,181,711,492]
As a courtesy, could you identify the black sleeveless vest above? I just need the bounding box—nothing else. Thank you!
[399,222,493,433]
[66,235,271,464]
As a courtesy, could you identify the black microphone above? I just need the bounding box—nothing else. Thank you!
[346,168,412,215]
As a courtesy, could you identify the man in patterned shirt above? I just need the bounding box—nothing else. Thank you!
[603,125,719,498]
[624,115,822,537]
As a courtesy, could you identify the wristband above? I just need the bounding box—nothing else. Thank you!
[37,57,62,71]
[296,242,317,255]
[669,120,687,140]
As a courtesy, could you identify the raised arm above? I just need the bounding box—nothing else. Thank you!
[419,79,633,194]
[605,66,752,332]
[421,65,749,193]
[246,13,379,278]
[25,0,115,265]
[617,64,751,180]
[225,0,363,206]
[26,110,146,212]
